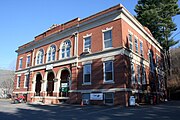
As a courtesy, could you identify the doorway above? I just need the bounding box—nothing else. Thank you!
[47,72,54,96]
[59,69,70,97]
[35,74,42,96]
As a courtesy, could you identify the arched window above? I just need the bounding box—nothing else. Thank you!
[36,49,44,65]
[47,45,56,62]
[61,40,71,59]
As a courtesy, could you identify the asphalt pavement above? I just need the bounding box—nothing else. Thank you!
[0,99,180,120]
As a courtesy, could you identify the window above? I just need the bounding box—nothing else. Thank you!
[156,54,160,67]
[37,49,44,65]
[131,63,135,84]
[104,61,114,82]
[128,34,133,51]
[135,38,138,53]
[19,58,23,69]
[47,45,56,62]
[104,93,114,104]
[149,50,154,72]
[103,30,112,49]
[142,66,146,85]
[137,65,141,84]
[24,74,29,88]
[26,56,31,67]
[140,41,143,56]
[17,76,21,88]
[83,64,91,84]
[84,36,91,51]
[61,40,71,59]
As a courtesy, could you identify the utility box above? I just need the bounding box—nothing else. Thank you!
[129,96,135,106]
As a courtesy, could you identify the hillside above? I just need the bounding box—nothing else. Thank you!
[168,48,180,100]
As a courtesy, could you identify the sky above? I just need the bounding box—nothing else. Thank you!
[0,0,180,70]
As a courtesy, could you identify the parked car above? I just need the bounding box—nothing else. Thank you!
[12,95,26,104]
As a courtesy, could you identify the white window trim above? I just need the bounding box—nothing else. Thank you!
[128,32,133,51]
[83,33,92,38]
[131,63,135,84]
[19,57,23,70]
[24,74,29,88]
[128,30,133,35]
[140,40,144,57]
[83,35,91,52]
[137,65,141,85]
[83,64,92,85]
[134,36,138,53]
[142,65,146,85]
[102,27,113,32]
[101,56,115,62]
[102,28,113,50]
[103,61,114,83]
[16,76,21,89]
[26,55,31,68]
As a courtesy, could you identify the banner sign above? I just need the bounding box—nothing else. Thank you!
[90,93,103,100]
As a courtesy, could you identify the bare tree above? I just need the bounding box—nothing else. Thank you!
[0,70,14,98]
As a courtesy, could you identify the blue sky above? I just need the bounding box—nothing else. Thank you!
[0,0,179,70]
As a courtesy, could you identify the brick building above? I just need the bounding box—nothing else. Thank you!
[13,4,166,106]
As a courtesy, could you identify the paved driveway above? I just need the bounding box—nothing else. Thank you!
[0,99,180,120]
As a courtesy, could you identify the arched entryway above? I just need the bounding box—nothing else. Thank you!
[35,73,42,96]
[59,69,71,97]
[47,71,55,96]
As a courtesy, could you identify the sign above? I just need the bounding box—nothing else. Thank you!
[90,93,103,100]
[61,87,68,92]
[61,83,68,87]
[61,83,68,92]
[46,64,53,70]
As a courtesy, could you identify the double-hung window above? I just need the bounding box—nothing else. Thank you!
[131,63,135,84]
[84,36,91,51]
[24,74,29,88]
[135,38,138,53]
[128,34,133,51]
[140,41,143,56]
[149,50,154,72]
[83,64,91,84]
[137,65,141,84]
[104,61,114,82]
[103,30,112,49]
[17,76,21,88]
[26,56,31,67]
[142,66,146,85]
[19,58,23,69]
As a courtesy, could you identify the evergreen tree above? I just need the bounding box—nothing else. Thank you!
[135,0,180,50]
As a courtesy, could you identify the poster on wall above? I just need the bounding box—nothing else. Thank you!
[90,93,103,100]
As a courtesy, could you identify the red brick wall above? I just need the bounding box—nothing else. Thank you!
[78,20,122,55]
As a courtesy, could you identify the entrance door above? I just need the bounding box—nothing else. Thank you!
[35,74,42,96]
[59,70,70,97]
[47,72,54,96]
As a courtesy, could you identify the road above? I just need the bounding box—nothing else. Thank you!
[0,99,180,120]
